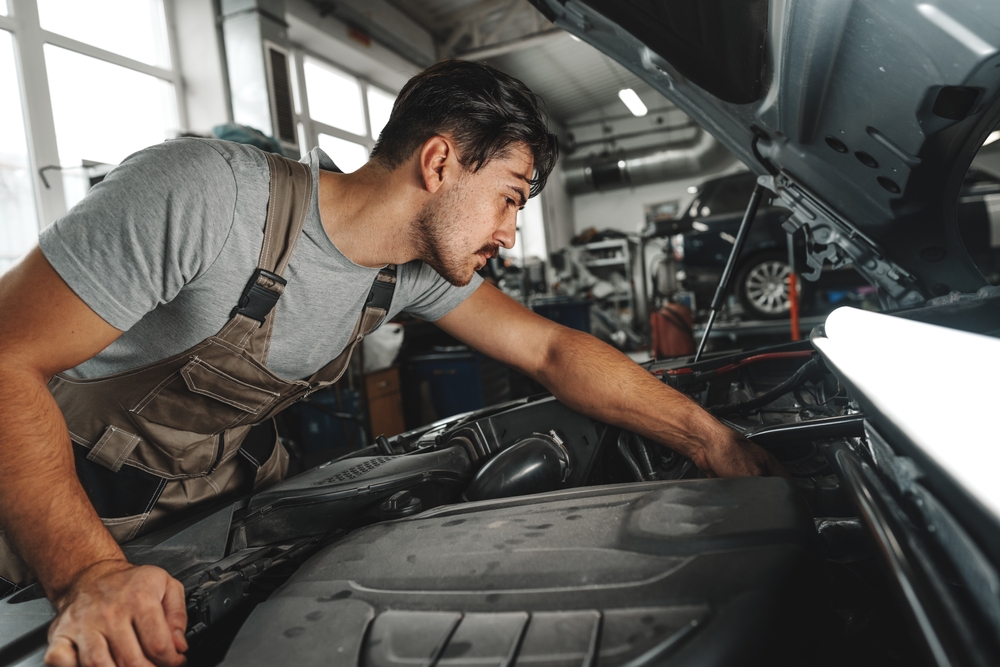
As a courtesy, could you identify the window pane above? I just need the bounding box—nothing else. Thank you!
[367,86,396,140]
[38,0,170,68]
[318,134,367,173]
[0,30,39,273]
[0,1,8,17]
[304,58,365,136]
[45,44,178,208]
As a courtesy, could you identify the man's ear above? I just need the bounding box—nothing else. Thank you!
[419,135,454,195]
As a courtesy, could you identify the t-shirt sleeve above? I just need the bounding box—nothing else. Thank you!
[396,260,484,321]
[38,139,239,331]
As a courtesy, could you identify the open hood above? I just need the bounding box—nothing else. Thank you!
[530,0,1000,308]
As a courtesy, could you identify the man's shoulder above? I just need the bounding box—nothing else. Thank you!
[143,137,270,179]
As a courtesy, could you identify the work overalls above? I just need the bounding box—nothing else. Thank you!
[0,152,396,590]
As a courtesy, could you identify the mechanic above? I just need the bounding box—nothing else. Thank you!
[0,60,785,667]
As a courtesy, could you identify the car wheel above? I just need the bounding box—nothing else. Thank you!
[735,252,792,319]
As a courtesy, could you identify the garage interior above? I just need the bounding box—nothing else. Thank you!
[1,2,1000,666]
[2,0,998,457]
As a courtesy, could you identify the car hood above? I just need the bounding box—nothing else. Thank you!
[531,0,1000,308]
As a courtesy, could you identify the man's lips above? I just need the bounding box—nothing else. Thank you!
[475,244,500,269]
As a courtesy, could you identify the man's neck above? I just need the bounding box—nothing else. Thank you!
[316,162,421,268]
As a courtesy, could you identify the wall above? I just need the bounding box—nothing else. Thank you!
[571,157,744,236]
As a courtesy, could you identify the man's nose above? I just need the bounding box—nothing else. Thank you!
[494,214,517,249]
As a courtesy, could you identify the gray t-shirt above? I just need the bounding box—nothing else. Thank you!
[39,138,482,380]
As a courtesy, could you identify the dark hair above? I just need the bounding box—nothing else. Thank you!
[369,60,558,197]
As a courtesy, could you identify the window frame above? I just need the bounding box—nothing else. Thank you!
[291,46,396,165]
[0,0,184,228]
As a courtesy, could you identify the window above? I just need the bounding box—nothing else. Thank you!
[0,0,180,234]
[37,0,170,67]
[0,29,37,272]
[46,45,177,207]
[303,57,365,136]
[293,49,397,172]
[318,134,368,174]
[367,86,395,140]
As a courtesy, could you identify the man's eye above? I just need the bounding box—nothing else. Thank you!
[505,197,515,207]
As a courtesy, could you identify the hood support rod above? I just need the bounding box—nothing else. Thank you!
[694,183,765,362]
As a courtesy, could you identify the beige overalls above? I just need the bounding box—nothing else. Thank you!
[0,152,396,590]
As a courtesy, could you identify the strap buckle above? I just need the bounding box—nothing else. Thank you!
[231,268,287,323]
[366,269,396,311]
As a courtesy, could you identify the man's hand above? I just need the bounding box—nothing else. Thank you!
[44,560,187,667]
[688,432,790,478]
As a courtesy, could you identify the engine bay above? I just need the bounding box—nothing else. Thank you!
[2,323,998,667]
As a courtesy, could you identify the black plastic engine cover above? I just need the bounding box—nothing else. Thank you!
[240,446,472,546]
[222,477,820,666]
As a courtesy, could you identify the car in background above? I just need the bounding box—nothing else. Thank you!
[651,169,1000,319]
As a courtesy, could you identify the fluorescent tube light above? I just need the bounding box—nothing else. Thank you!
[618,88,647,117]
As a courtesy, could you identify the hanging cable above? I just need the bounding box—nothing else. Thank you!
[709,357,821,415]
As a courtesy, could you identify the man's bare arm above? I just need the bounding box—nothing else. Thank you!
[435,283,785,477]
[0,248,187,667]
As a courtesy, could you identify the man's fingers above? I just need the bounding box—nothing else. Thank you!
[161,578,188,637]
[73,631,115,667]
[107,626,157,667]
[132,614,184,667]
[44,635,78,667]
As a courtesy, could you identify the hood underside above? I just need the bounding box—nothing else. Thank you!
[532,0,1000,307]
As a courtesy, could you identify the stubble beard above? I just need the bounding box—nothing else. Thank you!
[414,186,500,287]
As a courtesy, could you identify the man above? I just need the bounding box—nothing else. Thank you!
[0,60,783,667]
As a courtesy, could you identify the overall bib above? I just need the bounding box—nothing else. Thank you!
[0,153,396,590]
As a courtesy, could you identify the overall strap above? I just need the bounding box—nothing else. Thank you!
[305,265,397,387]
[218,152,313,353]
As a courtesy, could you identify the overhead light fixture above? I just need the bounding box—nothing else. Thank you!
[618,88,647,117]
[985,130,1000,146]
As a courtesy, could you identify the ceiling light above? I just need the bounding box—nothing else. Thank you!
[618,88,647,117]
[569,33,582,42]
[984,130,1000,146]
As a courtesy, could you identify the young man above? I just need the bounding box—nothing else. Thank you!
[0,60,783,667]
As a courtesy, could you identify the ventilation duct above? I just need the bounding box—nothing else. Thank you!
[563,129,728,194]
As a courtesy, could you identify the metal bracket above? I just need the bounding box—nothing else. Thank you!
[759,172,926,309]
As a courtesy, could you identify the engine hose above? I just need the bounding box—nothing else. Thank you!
[617,432,646,481]
[633,434,659,481]
[709,357,821,416]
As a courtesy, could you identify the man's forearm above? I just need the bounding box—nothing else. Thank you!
[0,362,124,602]
[534,328,734,464]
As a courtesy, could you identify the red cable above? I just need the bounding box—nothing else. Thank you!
[789,272,801,342]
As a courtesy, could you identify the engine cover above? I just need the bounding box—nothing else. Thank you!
[221,477,820,667]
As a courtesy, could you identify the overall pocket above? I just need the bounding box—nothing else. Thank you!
[132,355,282,434]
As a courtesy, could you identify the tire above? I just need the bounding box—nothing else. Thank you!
[735,251,792,319]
